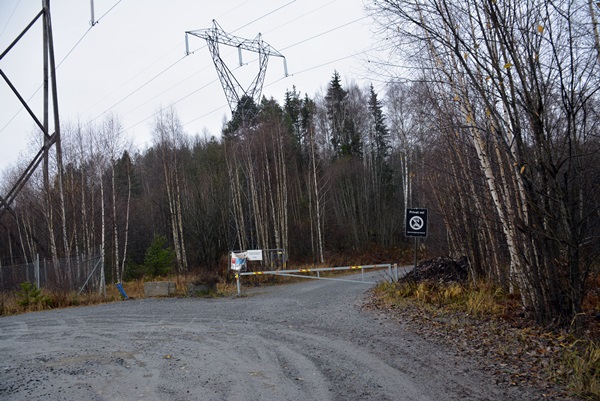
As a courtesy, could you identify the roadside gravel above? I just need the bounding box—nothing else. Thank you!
[0,270,561,400]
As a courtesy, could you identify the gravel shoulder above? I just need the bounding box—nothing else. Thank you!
[0,270,563,400]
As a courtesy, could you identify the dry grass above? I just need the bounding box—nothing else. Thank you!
[0,273,238,317]
[373,280,600,400]
[0,288,120,316]
[375,280,505,317]
[562,340,600,399]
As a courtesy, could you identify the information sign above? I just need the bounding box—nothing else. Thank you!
[405,208,428,237]
[246,249,263,261]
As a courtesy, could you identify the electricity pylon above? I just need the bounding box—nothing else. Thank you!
[0,0,64,257]
[185,19,287,114]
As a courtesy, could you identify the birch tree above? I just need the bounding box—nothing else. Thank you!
[152,108,188,273]
[301,95,326,263]
[368,0,600,325]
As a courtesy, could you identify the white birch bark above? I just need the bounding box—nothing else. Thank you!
[120,162,131,278]
[111,163,120,282]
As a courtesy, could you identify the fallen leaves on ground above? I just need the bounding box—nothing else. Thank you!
[364,294,580,399]
[363,256,591,400]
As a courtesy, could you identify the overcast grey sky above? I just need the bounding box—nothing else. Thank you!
[0,0,380,177]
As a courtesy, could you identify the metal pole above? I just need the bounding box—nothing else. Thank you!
[236,273,241,297]
[35,254,40,289]
[99,250,106,297]
[414,237,418,278]
[78,257,102,296]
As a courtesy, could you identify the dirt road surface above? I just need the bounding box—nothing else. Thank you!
[1,271,552,400]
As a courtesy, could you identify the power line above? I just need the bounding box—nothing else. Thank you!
[182,103,228,129]
[263,0,338,35]
[124,76,221,132]
[176,18,377,133]
[87,1,298,129]
[281,15,370,51]
[4,1,374,149]
[82,2,252,116]
[56,27,93,69]
[0,0,123,134]
[121,64,211,119]
[232,0,296,33]
[133,10,375,136]
[91,0,123,26]
[87,54,188,126]
[0,0,22,38]
[79,41,185,115]
[277,48,372,79]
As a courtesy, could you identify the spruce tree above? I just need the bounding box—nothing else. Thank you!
[368,84,390,162]
[222,95,259,140]
[283,86,302,146]
[325,71,362,158]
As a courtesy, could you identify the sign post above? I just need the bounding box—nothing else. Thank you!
[405,208,428,276]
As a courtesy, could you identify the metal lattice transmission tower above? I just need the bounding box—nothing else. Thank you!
[185,19,287,116]
[0,0,64,255]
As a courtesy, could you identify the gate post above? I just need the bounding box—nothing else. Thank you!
[35,254,40,288]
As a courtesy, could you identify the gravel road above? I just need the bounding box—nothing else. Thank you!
[1,270,551,400]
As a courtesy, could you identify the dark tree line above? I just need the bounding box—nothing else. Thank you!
[0,72,416,274]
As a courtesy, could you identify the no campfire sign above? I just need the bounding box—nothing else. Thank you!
[405,208,428,237]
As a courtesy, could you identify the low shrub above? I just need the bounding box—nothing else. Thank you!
[16,282,50,311]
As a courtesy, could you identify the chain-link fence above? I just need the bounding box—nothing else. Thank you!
[0,253,105,294]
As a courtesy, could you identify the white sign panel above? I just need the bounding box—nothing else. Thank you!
[230,251,247,271]
[246,249,263,261]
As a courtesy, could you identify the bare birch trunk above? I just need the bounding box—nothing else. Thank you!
[226,146,248,251]
[174,166,188,271]
[265,141,280,254]
[163,152,183,273]
[56,136,70,282]
[309,125,325,264]
[111,163,120,282]
[589,0,600,64]
[155,109,188,273]
[277,127,289,257]
[119,163,131,279]
[99,172,106,294]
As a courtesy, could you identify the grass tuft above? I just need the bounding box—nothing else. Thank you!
[562,340,600,399]
[373,279,599,399]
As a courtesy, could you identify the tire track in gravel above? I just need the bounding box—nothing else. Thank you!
[0,270,555,400]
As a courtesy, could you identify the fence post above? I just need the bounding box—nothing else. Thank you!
[100,251,106,297]
[35,254,40,289]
